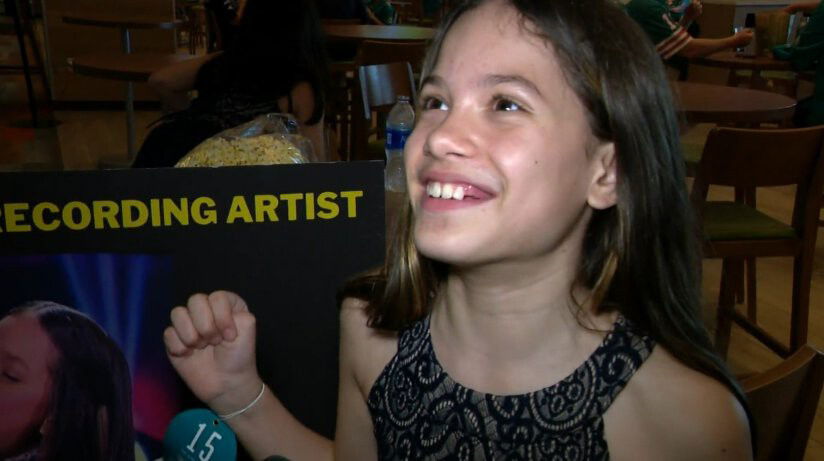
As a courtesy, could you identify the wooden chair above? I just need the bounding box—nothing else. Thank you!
[355,39,428,75]
[351,61,416,161]
[181,2,207,55]
[1,0,51,126]
[391,0,424,24]
[328,40,426,160]
[742,345,824,461]
[690,126,824,359]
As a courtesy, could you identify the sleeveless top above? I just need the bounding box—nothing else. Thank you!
[367,315,656,460]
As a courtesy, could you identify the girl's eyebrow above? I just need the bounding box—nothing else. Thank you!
[420,74,445,89]
[482,74,542,97]
[420,73,542,97]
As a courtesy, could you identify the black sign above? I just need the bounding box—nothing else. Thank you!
[0,162,385,453]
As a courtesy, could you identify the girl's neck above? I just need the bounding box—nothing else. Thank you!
[431,260,614,364]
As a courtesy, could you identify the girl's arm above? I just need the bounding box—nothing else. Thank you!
[164,291,333,460]
[148,53,220,113]
[286,82,328,162]
[221,298,384,459]
[785,1,821,14]
[334,298,382,459]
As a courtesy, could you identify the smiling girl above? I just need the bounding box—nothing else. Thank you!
[164,0,753,459]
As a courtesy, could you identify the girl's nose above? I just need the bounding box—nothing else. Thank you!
[424,108,479,161]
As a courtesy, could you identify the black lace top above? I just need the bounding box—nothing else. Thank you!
[367,315,655,460]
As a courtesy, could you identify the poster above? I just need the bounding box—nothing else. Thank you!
[0,162,385,459]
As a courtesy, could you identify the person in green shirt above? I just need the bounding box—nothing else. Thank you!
[774,1,824,125]
[621,0,752,60]
[364,0,398,24]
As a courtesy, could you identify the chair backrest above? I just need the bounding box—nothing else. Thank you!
[393,0,424,24]
[358,61,416,121]
[690,126,824,236]
[352,61,416,160]
[355,39,428,74]
[742,345,824,461]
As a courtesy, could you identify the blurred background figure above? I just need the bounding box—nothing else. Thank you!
[364,0,398,24]
[776,0,824,125]
[0,301,135,461]
[621,0,752,64]
[314,0,370,23]
[314,0,371,61]
[203,0,247,52]
[133,0,329,167]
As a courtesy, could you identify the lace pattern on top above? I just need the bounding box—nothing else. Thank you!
[367,315,655,460]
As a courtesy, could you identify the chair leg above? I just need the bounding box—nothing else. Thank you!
[790,253,813,353]
[743,186,758,319]
[11,0,37,126]
[715,258,740,359]
[746,257,757,322]
[21,5,49,105]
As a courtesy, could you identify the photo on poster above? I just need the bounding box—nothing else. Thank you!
[0,253,178,459]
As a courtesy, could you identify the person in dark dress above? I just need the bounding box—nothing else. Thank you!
[133,0,329,167]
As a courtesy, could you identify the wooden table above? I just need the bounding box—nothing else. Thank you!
[673,81,797,125]
[693,50,793,87]
[63,12,184,158]
[323,24,435,42]
[62,12,183,35]
[70,52,196,82]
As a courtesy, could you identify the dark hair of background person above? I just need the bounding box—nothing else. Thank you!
[313,0,370,23]
[8,301,135,461]
[339,0,754,444]
[194,0,329,125]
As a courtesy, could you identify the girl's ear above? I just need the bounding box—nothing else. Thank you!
[39,414,53,436]
[587,141,617,210]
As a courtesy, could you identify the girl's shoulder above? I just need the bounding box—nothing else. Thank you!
[604,346,752,460]
[339,297,399,398]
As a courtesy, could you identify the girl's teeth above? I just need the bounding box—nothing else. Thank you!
[441,184,454,199]
[429,182,442,197]
[426,181,465,200]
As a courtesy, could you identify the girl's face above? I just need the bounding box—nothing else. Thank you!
[0,313,58,456]
[406,0,616,268]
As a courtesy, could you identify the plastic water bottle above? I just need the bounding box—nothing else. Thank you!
[385,96,415,192]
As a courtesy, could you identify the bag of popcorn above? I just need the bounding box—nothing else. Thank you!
[175,113,313,167]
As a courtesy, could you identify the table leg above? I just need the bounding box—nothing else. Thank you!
[121,27,132,54]
[126,81,136,158]
[122,27,135,160]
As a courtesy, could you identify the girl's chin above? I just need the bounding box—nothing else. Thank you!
[414,235,485,266]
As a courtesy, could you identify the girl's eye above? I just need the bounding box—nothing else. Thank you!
[494,98,522,112]
[421,97,448,111]
[2,372,20,383]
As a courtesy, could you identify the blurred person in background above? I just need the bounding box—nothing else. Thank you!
[775,0,824,125]
[622,0,752,61]
[134,0,329,167]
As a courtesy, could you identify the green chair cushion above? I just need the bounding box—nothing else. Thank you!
[703,201,797,240]
[681,140,703,176]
